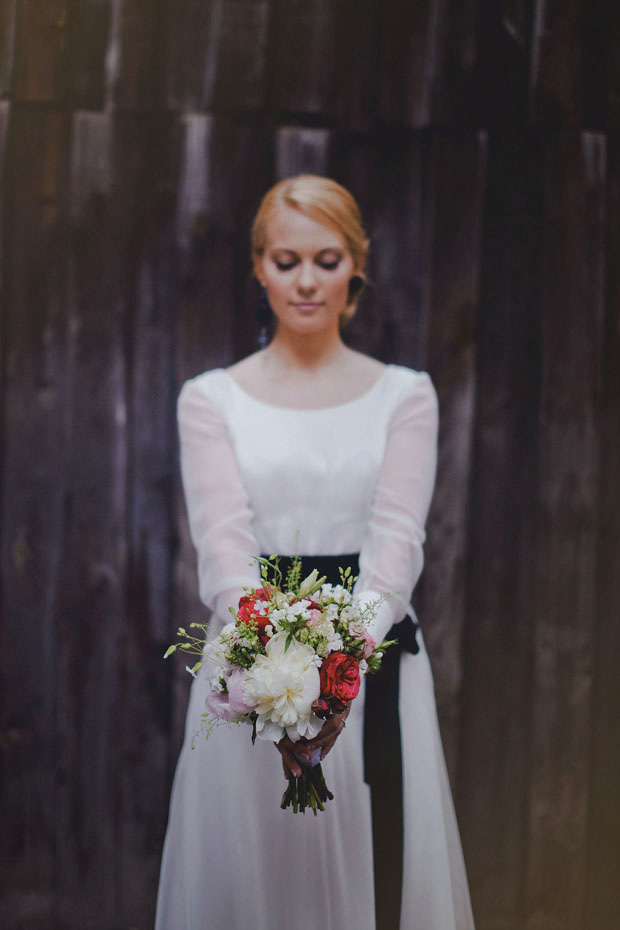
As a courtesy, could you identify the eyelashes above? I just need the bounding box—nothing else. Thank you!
[274,260,341,272]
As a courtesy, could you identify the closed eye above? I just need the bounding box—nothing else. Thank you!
[274,260,341,271]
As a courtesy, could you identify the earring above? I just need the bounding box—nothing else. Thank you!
[256,285,272,348]
[348,275,365,299]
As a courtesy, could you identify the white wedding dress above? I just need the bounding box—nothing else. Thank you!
[155,363,475,930]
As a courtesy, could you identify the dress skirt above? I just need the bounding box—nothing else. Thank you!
[154,627,475,930]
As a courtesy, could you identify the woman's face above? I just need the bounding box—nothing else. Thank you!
[256,206,358,336]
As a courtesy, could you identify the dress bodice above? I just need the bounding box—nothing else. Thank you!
[177,363,438,644]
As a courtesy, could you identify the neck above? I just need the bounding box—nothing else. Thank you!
[267,325,347,371]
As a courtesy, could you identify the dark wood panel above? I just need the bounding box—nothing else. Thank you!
[66,0,111,109]
[106,0,163,110]
[50,108,128,930]
[13,0,69,102]
[163,0,214,111]
[0,104,71,929]
[524,132,606,930]
[461,0,534,128]
[583,130,620,929]
[269,0,336,114]
[0,0,17,98]
[207,0,271,111]
[378,0,441,127]
[530,0,583,126]
[329,130,427,364]
[421,131,487,780]
[114,112,180,928]
[457,130,545,930]
[331,0,379,132]
[275,125,330,179]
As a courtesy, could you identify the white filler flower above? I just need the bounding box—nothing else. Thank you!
[242,631,323,742]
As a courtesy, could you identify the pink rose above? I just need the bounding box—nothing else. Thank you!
[204,689,239,722]
[205,667,255,720]
[226,667,254,715]
[306,608,323,627]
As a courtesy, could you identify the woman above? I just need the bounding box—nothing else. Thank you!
[155,174,475,930]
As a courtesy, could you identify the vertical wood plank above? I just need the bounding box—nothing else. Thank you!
[331,0,379,131]
[333,130,428,364]
[66,0,112,109]
[431,0,479,124]
[453,0,533,127]
[49,106,126,930]
[275,126,330,179]
[378,0,442,128]
[163,0,214,111]
[269,0,336,114]
[0,104,71,930]
[117,112,180,929]
[457,130,545,930]
[105,0,163,110]
[420,131,486,780]
[531,0,583,125]
[0,0,17,98]
[583,132,620,929]
[13,0,69,102]
[205,0,271,111]
[525,132,606,930]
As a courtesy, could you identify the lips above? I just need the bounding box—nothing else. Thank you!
[293,302,322,310]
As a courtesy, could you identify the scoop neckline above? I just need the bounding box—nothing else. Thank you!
[220,365,392,412]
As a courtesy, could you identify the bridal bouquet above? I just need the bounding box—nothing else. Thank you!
[165,557,396,815]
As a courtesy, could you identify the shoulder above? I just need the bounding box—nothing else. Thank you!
[177,367,230,422]
[382,365,439,431]
[385,364,437,402]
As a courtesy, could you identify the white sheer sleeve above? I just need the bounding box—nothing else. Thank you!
[354,372,439,644]
[177,378,261,629]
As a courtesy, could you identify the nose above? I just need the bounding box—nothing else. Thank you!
[296,261,318,293]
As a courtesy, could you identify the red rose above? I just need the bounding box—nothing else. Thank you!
[319,652,361,712]
[237,586,274,643]
[311,696,332,719]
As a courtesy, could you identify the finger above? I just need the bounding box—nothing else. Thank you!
[275,739,302,778]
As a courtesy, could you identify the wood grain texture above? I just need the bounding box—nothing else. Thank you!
[378,0,442,127]
[0,0,17,98]
[339,130,428,364]
[275,126,330,179]
[457,131,545,930]
[13,0,69,102]
[531,0,583,125]
[51,108,128,930]
[0,104,71,929]
[105,0,163,110]
[205,0,271,111]
[524,132,606,930]
[269,0,336,114]
[65,0,111,109]
[421,131,487,781]
[582,131,620,930]
[114,112,180,928]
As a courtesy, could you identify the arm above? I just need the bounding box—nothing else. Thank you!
[290,372,438,771]
[177,377,261,629]
[354,372,439,644]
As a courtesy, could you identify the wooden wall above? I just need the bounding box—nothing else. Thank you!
[1,3,619,929]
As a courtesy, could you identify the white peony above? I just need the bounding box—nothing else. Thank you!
[242,631,323,742]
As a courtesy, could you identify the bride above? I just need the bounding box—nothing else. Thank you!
[155,174,475,930]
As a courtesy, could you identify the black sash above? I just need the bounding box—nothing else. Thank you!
[266,553,420,930]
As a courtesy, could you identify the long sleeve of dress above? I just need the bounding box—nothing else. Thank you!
[177,378,262,629]
[354,372,439,645]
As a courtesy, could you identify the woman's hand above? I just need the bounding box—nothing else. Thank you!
[274,703,352,778]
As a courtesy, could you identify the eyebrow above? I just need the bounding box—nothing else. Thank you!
[269,247,344,256]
